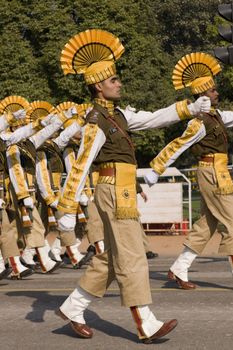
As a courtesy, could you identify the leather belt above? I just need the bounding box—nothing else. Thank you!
[98,168,116,177]
[200,156,214,163]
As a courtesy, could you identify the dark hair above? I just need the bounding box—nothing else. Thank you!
[88,84,98,98]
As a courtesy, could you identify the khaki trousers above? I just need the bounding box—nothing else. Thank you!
[7,184,45,249]
[86,201,149,250]
[185,167,233,255]
[86,200,104,244]
[0,209,20,258]
[79,183,152,307]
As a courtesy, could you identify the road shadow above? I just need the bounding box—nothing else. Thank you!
[149,269,197,281]
[53,308,138,342]
[196,256,228,264]
[53,308,169,344]
[148,269,233,290]
[5,291,171,344]
[6,291,66,322]
[162,278,233,290]
[0,282,8,286]
[5,292,136,341]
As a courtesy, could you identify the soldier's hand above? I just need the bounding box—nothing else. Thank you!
[144,170,159,187]
[0,198,6,209]
[12,109,26,120]
[80,193,89,206]
[23,196,34,209]
[140,191,148,202]
[188,96,211,115]
[58,213,76,231]
[40,113,58,126]
[64,106,77,119]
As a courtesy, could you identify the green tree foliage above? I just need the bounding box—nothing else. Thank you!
[1,0,233,167]
[154,0,220,55]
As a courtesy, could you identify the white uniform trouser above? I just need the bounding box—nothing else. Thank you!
[170,247,197,281]
[60,286,94,324]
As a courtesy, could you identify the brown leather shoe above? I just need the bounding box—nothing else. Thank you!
[168,270,196,290]
[55,309,93,338]
[143,319,178,344]
[70,321,93,338]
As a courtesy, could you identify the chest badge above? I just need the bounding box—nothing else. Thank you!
[109,127,118,134]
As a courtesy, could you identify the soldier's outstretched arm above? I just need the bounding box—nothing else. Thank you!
[144,118,206,186]
[121,96,210,131]
[53,120,82,150]
[218,109,233,128]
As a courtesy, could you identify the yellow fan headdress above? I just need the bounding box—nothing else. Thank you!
[172,52,222,94]
[0,95,30,127]
[27,100,54,122]
[60,29,125,85]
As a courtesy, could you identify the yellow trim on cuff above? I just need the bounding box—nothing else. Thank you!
[149,159,164,175]
[176,99,192,120]
[17,191,31,200]
[44,195,57,206]
[57,112,67,123]
[57,201,78,214]
[31,119,43,130]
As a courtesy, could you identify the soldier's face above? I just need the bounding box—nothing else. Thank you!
[203,87,219,107]
[96,75,122,101]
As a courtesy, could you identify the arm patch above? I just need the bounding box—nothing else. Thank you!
[85,110,99,125]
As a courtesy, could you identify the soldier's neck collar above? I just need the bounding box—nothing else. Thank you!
[94,98,115,116]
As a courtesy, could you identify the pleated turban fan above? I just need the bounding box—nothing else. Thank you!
[172,52,222,94]
[27,100,54,122]
[0,95,31,127]
[60,29,125,85]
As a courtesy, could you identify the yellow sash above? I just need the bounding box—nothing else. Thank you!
[214,153,233,195]
[115,163,140,219]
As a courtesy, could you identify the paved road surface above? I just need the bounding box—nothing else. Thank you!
[1,254,233,350]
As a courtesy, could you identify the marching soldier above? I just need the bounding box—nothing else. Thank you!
[145,52,233,289]
[36,101,86,267]
[1,97,74,275]
[55,29,210,343]
[0,96,35,278]
[53,102,105,267]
